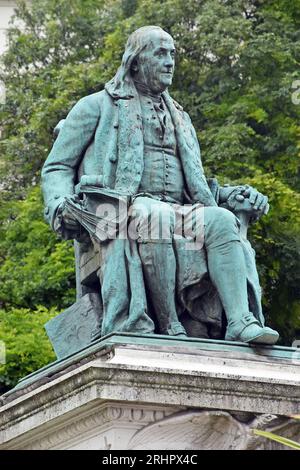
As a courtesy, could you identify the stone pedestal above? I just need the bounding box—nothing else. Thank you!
[1,334,300,450]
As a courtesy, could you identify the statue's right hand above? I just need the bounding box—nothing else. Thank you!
[54,197,81,236]
[56,197,90,243]
[61,205,80,231]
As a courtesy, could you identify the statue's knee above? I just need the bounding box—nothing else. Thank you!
[215,208,240,239]
[217,208,237,228]
[205,207,239,237]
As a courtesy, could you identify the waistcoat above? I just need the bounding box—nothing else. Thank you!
[138,93,185,203]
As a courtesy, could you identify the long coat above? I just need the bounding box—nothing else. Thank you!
[42,84,217,229]
[42,84,263,338]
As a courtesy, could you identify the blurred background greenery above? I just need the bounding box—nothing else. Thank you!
[0,0,299,392]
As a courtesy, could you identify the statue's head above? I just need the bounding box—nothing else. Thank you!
[106,26,175,98]
[126,26,175,94]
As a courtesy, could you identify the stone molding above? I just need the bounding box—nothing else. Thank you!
[1,337,300,449]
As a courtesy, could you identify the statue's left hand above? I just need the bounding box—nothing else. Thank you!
[241,186,269,215]
[221,185,269,222]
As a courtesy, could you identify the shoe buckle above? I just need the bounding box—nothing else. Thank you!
[242,314,256,326]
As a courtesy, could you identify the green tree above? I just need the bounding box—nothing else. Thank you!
[0,0,299,389]
[0,186,76,310]
[0,306,57,392]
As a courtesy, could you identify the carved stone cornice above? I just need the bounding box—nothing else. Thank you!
[1,341,300,449]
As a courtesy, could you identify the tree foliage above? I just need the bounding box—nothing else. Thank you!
[0,306,56,391]
[0,0,299,389]
[0,186,75,310]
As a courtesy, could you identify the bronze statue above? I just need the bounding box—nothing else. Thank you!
[42,26,279,346]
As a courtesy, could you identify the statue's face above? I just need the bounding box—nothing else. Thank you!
[134,30,175,94]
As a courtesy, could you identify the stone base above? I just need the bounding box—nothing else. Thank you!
[1,334,300,450]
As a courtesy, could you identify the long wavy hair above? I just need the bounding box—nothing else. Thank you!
[105,26,166,99]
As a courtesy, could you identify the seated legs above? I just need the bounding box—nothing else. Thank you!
[130,197,279,343]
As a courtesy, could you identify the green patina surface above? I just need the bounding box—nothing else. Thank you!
[41,26,280,358]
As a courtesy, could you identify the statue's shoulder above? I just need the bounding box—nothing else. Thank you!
[68,89,115,119]
[77,89,107,108]
[169,95,193,125]
[54,90,110,136]
[170,97,183,112]
[168,94,192,121]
